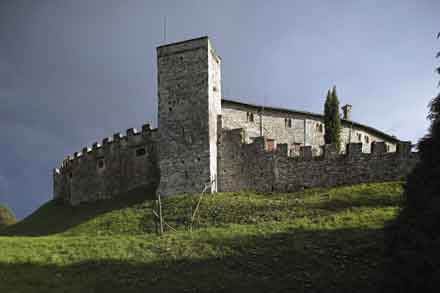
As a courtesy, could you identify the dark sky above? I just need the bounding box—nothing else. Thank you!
[1,0,439,219]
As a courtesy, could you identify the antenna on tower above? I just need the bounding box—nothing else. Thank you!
[163,16,167,42]
[260,95,266,137]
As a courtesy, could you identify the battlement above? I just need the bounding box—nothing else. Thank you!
[221,128,414,161]
[59,123,156,170]
[53,123,159,205]
[218,128,418,193]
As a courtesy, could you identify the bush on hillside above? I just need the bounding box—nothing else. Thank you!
[384,33,440,292]
[0,204,17,228]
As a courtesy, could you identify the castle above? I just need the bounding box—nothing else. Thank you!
[53,36,418,205]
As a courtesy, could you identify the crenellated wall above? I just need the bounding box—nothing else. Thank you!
[218,127,418,193]
[53,124,159,205]
[54,122,418,206]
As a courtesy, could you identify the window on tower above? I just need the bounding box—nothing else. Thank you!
[136,148,146,157]
[97,158,105,169]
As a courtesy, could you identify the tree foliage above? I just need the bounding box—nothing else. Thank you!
[324,86,342,152]
[384,33,440,292]
[0,204,16,228]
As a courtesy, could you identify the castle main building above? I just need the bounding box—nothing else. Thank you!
[54,37,416,205]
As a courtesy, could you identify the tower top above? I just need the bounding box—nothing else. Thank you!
[157,36,221,61]
[157,36,209,49]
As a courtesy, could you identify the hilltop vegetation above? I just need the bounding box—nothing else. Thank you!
[0,204,16,228]
[0,182,403,292]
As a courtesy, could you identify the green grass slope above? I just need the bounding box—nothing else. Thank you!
[0,182,403,292]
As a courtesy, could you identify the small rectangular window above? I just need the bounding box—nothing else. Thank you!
[247,112,254,122]
[136,148,146,157]
[97,158,105,169]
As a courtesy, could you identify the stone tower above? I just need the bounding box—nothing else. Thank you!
[156,36,222,197]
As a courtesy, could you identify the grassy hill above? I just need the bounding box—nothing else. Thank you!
[0,182,403,292]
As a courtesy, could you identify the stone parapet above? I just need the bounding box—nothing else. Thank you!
[218,128,419,193]
[53,123,158,205]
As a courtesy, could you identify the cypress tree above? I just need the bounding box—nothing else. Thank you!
[324,89,332,144]
[324,86,342,152]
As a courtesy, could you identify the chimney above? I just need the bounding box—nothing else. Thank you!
[342,104,352,120]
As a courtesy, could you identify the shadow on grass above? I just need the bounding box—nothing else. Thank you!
[1,185,156,237]
[0,227,387,293]
[310,194,402,212]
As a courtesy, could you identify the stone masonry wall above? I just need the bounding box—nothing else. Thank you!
[217,128,249,191]
[218,127,417,193]
[221,102,397,155]
[53,125,159,206]
[208,40,222,191]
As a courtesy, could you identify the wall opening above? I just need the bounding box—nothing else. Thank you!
[97,159,105,169]
[136,147,146,157]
